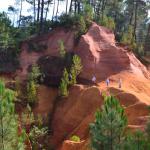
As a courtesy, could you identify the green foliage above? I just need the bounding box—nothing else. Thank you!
[29,125,48,149]
[70,54,82,85]
[75,15,87,40]
[83,3,93,22]
[27,64,41,104]
[98,15,116,31]
[70,135,81,142]
[72,55,82,76]
[27,80,37,104]
[121,25,136,49]
[28,64,41,82]
[135,44,144,56]
[0,80,25,150]
[21,104,35,125]
[70,66,77,85]
[58,40,66,58]
[59,68,69,97]
[15,77,22,98]
[90,96,127,150]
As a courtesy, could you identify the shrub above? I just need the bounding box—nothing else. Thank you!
[59,68,69,96]
[27,64,41,105]
[75,15,87,40]
[72,54,82,76]
[28,64,41,83]
[98,15,115,31]
[58,39,66,58]
[70,54,82,85]
[70,66,77,85]
[27,80,37,104]
[135,44,144,56]
[70,135,80,142]
[83,3,93,22]
[121,25,136,49]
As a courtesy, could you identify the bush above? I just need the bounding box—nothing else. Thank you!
[75,15,87,40]
[135,44,144,56]
[121,25,136,49]
[27,80,37,104]
[83,3,93,23]
[98,15,115,31]
[70,54,82,85]
[58,39,66,58]
[27,64,41,105]
[59,68,69,97]
[70,135,80,142]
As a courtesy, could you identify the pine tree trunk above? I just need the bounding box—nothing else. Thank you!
[18,0,23,27]
[75,0,77,14]
[45,0,51,21]
[56,0,60,20]
[33,0,36,22]
[52,0,56,21]
[37,0,41,22]
[0,116,4,150]
[133,0,138,40]
[69,0,73,13]
[40,0,44,32]
[66,0,69,14]
[77,2,80,14]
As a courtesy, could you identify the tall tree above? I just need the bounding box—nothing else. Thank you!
[90,96,127,150]
[0,81,25,150]
[18,0,23,27]
[40,0,44,32]
[56,0,60,20]
[37,0,41,22]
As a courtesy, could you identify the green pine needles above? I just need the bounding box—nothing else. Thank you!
[59,68,69,97]
[27,64,41,105]
[0,80,25,150]
[59,54,82,97]
[90,96,127,150]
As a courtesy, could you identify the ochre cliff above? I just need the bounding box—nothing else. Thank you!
[18,22,150,150]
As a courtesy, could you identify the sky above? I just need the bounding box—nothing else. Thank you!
[0,0,150,20]
[0,0,70,21]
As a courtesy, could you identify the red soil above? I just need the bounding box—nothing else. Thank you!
[17,22,150,150]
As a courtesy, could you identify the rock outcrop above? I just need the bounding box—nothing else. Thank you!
[18,22,150,150]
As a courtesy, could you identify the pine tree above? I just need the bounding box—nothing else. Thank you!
[27,64,41,104]
[70,54,82,85]
[58,40,66,58]
[90,96,127,150]
[28,64,41,83]
[70,66,76,85]
[0,81,25,150]
[121,25,136,49]
[72,54,82,76]
[59,68,69,96]
[27,80,37,104]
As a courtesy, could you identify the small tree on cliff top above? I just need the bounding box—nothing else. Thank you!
[90,96,127,150]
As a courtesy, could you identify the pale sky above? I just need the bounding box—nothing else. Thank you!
[0,0,70,22]
[0,0,150,19]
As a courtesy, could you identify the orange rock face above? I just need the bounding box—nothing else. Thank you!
[18,22,150,150]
